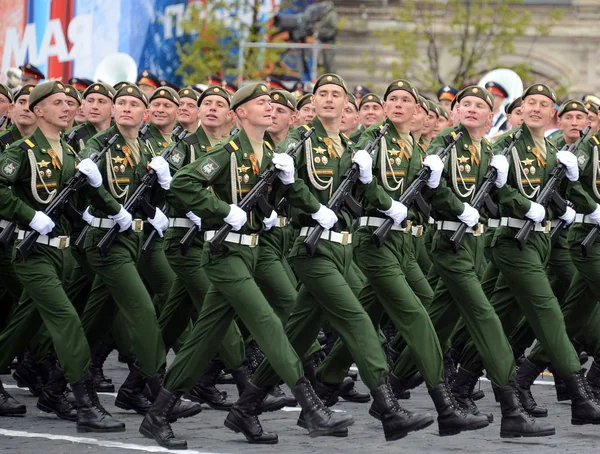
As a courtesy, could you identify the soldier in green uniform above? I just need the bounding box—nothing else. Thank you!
[295,93,316,127]
[63,84,82,130]
[176,87,200,134]
[139,82,354,449]
[585,102,599,135]
[390,86,555,437]
[77,84,200,420]
[315,78,489,436]
[0,84,11,126]
[358,93,385,131]
[458,84,600,428]
[340,93,360,142]
[0,86,37,150]
[0,81,124,432]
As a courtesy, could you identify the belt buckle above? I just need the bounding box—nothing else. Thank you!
[473,223,483,236]
[404,220,412,234]
[132,219,143,232]
[414,225,423,237]
[58,236,68,250]
[341,231,350,245]
[250,234,258,247]
[544,221,551,233]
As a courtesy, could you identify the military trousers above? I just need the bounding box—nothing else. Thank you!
[317,227,443,388]
[137,235,176,317]
[163,241,303,393]
[392,231,515,387]
[158,228,244,368]
[79,228,165,378]
[252,235,388,390]
[460,232,580,379]
[0,245,90,382]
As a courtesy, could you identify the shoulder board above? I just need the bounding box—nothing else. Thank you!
[341,132,349,140]
[20,138,36,151]
[74,126,90,141]
[296,124,311,134]
[265,140,273,151]
[592,136,600,146]
[97,131,115,145]
[0,131,14,146]
[224,138,242,154]
[184,134,199,145]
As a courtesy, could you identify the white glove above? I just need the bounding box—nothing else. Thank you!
[311,204,338,230]
[588,204,600,226]
[148,208,169,237]
[458,203,480,228]
[490,155,509,189]
[81,207,93,225]
[423,155,444,189]
[272,153,295,185]
[29,211,55,235]
[263,210,278,231]
[186,211,202,229]
[559,206,576,226]
[525,202,545,223]
[149,156,173,190]
[379,200,408,226]
[224,204,247,231]
[352,149,373,184]
[556,149,579,182]
[78,158,102,188]
[108,205,133,232]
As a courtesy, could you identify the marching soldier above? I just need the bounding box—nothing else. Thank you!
[295,93,316,127]
[0,85,37,150]
[63,85,82,130]
[139,82,354,449]
[176,87,201,133]
[340,93,360,141]
[358,93,385,130]
[0,84,11,127]
[0,81,124,432]
[584,101,599,135]
[420,100,440,147]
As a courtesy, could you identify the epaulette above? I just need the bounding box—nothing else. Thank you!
[97,130,116,145]
[0,131,14,147]
[20,138,36,152]
[265,140,273,151]
[184,134,199,145]
[296,124,311,135]
[224,137,242,154]
[592,136,600,146]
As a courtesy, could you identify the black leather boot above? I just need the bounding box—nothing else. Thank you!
[389,372,411,400]
[115,361,152,415]
[299,378,352,436]
[549,365,569,401]
[443,349,458,386]
[269,384,296,407]
[302,351,323,387]
[340,376,370,403]
[586,361,600,399]
[139,387,187,449]
[495,381,555,437]
[370,377,433,441]
[451,367,493,423]
[71,372,125,432]
[292,376,354,438]
[12,350,43,397]
[245,341,265,375]
[0,378,26,416]
[146,370,203,420]
[224,381,278,444]
[565,371,600,425]
[185,360,232,411]
[37,359,77,421]
[230,364,286,413]
[90,343,115,393]
[428,382,488,436]
[514,358,548,417]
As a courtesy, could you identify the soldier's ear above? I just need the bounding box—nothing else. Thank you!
[310,95,315,106]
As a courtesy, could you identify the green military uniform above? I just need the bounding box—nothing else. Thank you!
[391,114,516,387]
[459,107,581,379]
[317,102,444,389]
[78,117,166,378]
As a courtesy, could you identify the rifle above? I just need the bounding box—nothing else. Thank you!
[202,126,315,255]
[64,129,78,147]
[515,125,590,250]
[96,128,188,257]
[140,126,185,258]
[449,129,523,252]
[373,131,463,248]
[304,123,389,256]
[14,134,120,261]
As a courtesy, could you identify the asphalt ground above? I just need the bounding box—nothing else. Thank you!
[0,354,597,454]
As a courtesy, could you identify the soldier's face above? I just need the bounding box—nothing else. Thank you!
[149,99,178,128]
[297,103,316,125]
[439,99,452,111]
[384,92,417,127]
[359,102,384,128]
[457,96,492,130]
[522,95,555,132]
[10,95,36,128]
[139,84,155,98]
[35,93,70,129]
[237,95,273,128]
[313,86,346,120]
[558,111,589,142]
[113,96,148,127]
[268,105,294,136]
[340,104,359,134]
[84,94,113,126]
[65,98,79,124]
[0,94,10,118]
[437,116,450,131]
[589,113,600,134]
[177,98,200,127]
[507,106,524,128]
[199,95,230,129]
[410,105,427,133]
[422,111,438,135]
[74,105,87,123]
